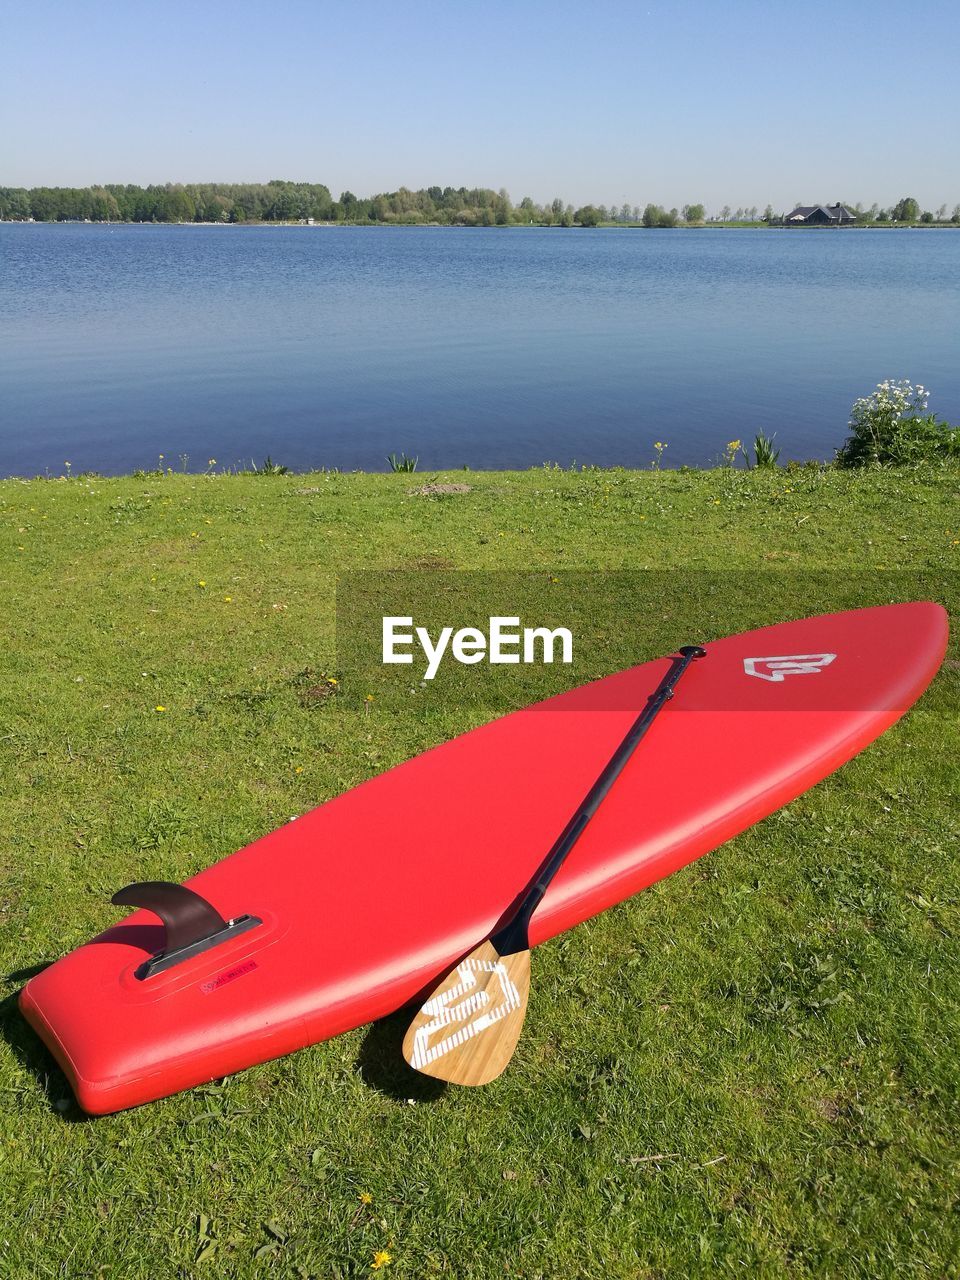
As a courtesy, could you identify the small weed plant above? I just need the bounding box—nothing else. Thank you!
[752,430,781,468]
[256,456,290,475]
[386,452,419,473]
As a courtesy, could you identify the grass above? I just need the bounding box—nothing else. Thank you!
[1,463,959,1278]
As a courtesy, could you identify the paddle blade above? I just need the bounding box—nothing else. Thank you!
[402,940,532,1085]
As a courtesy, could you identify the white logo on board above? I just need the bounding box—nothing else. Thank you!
[743,653,837,682]
[409,958,521,1069]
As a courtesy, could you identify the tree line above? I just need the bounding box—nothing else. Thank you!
[0,182,956,226]
[0,182,701,225]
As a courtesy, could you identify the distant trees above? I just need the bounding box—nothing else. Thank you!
[0,188,31,219]
[162,187,195,222]
[892,196,920,222]
[0,181,531,226]
[3,183,954,229]
[0,181,332,224]
[574,205,601,226]
[642,204,679,227]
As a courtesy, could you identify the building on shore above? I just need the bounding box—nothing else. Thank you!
[784,203,857,226]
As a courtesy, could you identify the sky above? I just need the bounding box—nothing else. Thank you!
[3,0,959,213]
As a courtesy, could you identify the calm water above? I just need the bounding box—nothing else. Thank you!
[1,224,958,474]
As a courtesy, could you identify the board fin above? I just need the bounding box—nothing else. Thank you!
[111,881,261,979]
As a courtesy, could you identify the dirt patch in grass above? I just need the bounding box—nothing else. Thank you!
[812,1095,842,1122]
[408,482,472,496]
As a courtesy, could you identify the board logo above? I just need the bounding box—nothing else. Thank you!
[408,958,521,1068]
[743,653,837,682]
[200,960,258,995]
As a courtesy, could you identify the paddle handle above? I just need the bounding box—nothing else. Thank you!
[492,644,706,954]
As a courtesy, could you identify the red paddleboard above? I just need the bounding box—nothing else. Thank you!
[20,603,948,1113]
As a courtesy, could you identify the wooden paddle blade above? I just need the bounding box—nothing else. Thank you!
[402,940,532,1085]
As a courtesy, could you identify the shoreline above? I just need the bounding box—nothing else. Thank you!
[4,460,960,485]
[3,218,958,230]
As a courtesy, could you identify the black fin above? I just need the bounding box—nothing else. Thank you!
[111,880,261,979]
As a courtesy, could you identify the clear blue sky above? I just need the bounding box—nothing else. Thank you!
[3,0,958,212]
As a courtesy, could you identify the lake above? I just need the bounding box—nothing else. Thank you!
[1,223,958,475]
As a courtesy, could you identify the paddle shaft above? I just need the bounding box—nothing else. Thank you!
[491,644,706,955]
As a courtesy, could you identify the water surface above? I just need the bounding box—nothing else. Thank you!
[1,224,957,473]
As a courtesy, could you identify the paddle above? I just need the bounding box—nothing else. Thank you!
[402,643,707,1084]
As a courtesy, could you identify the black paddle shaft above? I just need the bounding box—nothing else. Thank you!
[491,644,706,956]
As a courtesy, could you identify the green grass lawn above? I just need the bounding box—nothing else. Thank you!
[1,465,958,1278]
